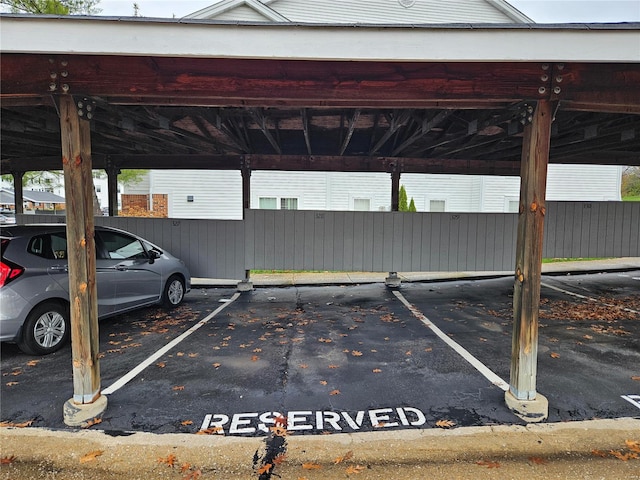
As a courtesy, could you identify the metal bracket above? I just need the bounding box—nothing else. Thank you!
[517,103,536,126]
[75,96,97,122]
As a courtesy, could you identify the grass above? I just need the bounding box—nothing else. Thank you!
[623,196,640,201]
[542,258,610,264]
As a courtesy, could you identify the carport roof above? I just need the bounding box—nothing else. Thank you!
[1,15,639,175]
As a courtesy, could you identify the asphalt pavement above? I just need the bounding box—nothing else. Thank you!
[1,258,639,479]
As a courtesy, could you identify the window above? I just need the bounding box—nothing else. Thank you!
[97,230,147,260]
[259,197,277,209]
[280,198,298,210]
[429,200,446,212]
[96,185,101,192]
[353,198,370,211]
[27,232,66,260]
[508,200,519,213]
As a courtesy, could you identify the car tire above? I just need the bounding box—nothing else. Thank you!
[162,275,185,308]
[18,301,70,355]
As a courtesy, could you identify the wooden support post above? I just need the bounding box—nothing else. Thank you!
[239,163,253,290]
[386,168,402,287]
[59,95,107,426]
[390,169,400,212]
[106,159,120,217]
[505,100,554,422]
[12,172,24,215]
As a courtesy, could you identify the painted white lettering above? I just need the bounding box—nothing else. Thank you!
[258,411,283,433]
[396,407,410,426]
[369,408,398,428]
[288,411,313,430]
[403,407,427,426]
[341,411,366,430]
[201,413,229,434]
[622,395,640,410]
[229,412,258,434]
[323,411,342,431]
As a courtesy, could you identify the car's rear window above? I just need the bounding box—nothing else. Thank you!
[27,233,67,260]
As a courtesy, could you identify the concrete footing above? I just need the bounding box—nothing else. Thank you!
[385,272,401,287]
[505,390,548,423]
[63,394,108,427]
[237,280,254,292]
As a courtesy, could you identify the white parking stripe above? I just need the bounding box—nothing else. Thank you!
[103,292,241,395]
[541,282,640,315]
[393,290,510,391]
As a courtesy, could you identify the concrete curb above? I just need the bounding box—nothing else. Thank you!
[191,258,640,288]
[2,418,639,477]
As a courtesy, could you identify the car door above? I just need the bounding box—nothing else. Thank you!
[35,230,117,317]
[95,229,162,313]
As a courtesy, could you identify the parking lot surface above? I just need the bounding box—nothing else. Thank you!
[1,270,639,437]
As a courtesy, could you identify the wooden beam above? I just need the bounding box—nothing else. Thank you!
[106,160,119,216]
[12,173,24,215]
[59,95,103,416]
[507,100,554,420]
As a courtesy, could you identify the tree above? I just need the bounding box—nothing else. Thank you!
[622,166,640,199]
[398,185,409,211]
[118,169,147,187]
[1,0,101,14]
[398,185,417,212]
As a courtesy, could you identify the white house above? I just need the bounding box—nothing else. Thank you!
[121,0,624,219]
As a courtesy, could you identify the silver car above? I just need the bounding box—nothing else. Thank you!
[0,224,191,355]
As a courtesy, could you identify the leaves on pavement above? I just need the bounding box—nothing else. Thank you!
[0,456,16,465]
[79,450,103,463]
[0,419,33,428]
[435,419,456,429]
[476,460,501,468]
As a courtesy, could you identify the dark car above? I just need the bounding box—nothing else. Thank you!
[0,224,191,355]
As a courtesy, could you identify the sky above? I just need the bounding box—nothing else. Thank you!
[94,0,640,23]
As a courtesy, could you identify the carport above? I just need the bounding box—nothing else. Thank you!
[1,15,639,426]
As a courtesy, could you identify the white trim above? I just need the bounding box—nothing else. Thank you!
[485,0,533,23]
[185,0,290,22]
[1,17,638,62]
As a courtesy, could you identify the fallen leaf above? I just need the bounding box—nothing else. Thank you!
[476,460,501,468]
[158,454,177,467]
[320,380,328,385]
[83,417,102,429]
[156,362,166,368]
[212,363,221,368]
[610,450,635,461]
[183,469,202,480]
[0,456,16,465]
[257,463,273,474]
[181,420,193,426]
[180,463,191,472]
[302,462,322,470]
[591,449,608,458]
[345,465,365,474]
[329,389,341,396]
[273,454,287,466]
[372,368,382,373]
[318,338,332,343]
[632,376,640,381]
[5,382,19,387]
[405,350,412,356]
[299,364,308,369]
[173,385,185,391]
[0,420,34,428]
[550,352,561,358]
[529,456,547,464]
[188,353,199,358]
[177,352,185,357]
[80,450,103,463]
[196,426,223,435]
[351,350,363,357]
[275,415,288,427]
[626,440,640,452]
[328,364,340,369]
[251,355,259,362]
[26,360,40,367]
[334,451,353,464]
[435,419,456,429]
[253,348,262,353]
[270,426,289,437]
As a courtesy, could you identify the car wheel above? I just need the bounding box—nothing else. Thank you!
[162,275,185,308]
[18,301,70,355]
